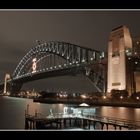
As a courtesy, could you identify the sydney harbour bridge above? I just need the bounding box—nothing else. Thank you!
[0,25,140,95]
[0,41,106,94]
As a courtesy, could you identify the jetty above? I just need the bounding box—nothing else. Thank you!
[25,111,140,130]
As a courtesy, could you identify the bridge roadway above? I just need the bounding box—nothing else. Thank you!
[25,113,140,130]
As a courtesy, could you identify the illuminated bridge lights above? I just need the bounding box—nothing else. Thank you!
[135,61,138,65]
[9,41,104,94]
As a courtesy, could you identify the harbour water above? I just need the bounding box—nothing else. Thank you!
[0,96,140,130]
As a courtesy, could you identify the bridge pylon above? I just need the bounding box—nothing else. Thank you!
[3,73,11,95]
[107,25,132,96]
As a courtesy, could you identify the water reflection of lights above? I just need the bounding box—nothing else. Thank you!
[36,102,40,105]
[103,96,106,99]
[25,102,42,115]
[134,108,140,115]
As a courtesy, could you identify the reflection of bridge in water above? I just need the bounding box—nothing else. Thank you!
[1,25,140,96]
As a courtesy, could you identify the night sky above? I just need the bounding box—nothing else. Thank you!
[1,10,140,92]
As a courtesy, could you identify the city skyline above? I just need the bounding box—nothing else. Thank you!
[1,10,140,92]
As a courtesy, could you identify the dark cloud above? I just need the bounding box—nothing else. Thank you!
[0,10,140,91]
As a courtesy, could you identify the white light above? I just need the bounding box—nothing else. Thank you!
[32,58,37,62]
[120,96,123,99]
[59,65,61,67]
[128,57,131,60]
[90,58,93,60]
[50,67,52,69]
[73,61,75,63]
[46,68,48,70]
[76,61,78,64]
[70,63,72,65]
[67,56,69,59]
[81,95,87,99]
[135,61,138,64]
[64,64,67,66]
[135,52,137,55]
[103,96,106,99]
[54,66,57,68]
[82,59,85,62]
[126,50,129,53]
[136,96,139,100]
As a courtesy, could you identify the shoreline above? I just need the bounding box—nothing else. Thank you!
[3,95,140,108]
[33,98,140,108]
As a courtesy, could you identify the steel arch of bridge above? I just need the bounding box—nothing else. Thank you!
[13,41,104,79]
[6,41,106,94]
